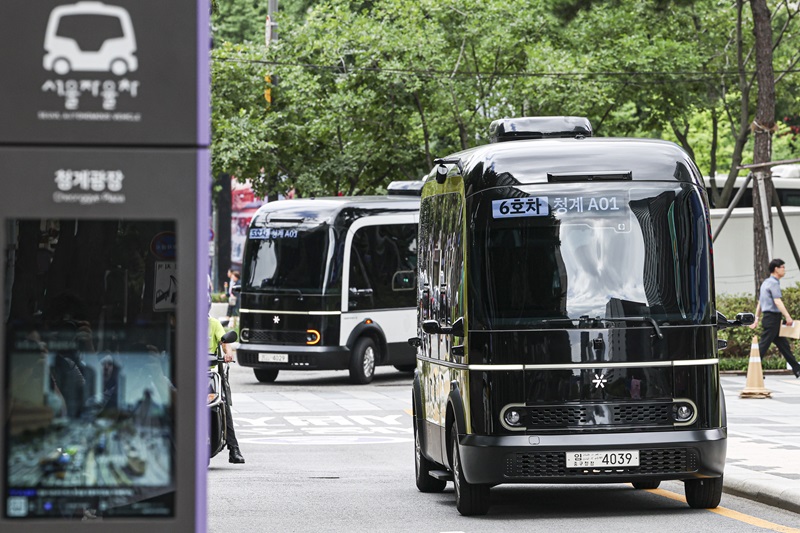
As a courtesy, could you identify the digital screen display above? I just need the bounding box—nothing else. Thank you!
[3,219,176,519]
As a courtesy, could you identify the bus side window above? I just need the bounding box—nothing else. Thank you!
[348,238,374,310]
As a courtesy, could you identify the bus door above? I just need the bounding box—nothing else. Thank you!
[341,214,419,347]
[419,192,464,460]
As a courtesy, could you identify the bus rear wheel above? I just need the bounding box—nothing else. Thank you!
[684,476,723,509]
[451,423,490,516]
[349,337,376,384]
[254,368,279,383]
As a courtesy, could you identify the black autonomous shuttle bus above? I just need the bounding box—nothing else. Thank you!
[236,182,421,384]
[410,117,753,515]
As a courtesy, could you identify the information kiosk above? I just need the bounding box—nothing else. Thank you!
[0,1,209,531]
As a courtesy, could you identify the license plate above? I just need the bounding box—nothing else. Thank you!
[258,353,288,363]
[566,450,639,468]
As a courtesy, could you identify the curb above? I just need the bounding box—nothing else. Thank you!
[720,369,795,376]
[724,469,800,515]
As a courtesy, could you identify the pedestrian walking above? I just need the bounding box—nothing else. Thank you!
[750,258,800,378]
[226,270,240,329]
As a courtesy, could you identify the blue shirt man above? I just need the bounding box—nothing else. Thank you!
[750,258,800,378]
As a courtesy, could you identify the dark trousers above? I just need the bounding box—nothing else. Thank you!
[759,312,800,373]
[224,401,239,449]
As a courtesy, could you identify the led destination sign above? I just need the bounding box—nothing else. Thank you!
[492,193,631,230]
[249,228,299,240]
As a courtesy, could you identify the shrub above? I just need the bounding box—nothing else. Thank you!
[716,280,800,361]
[718,354,790,372]
[211,292,229,303]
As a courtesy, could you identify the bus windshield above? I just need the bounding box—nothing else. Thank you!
[242,224,339,294]
[468,182,713,329]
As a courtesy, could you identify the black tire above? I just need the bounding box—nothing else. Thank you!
[631,480,661,490]
[254,368,279,383]
[451,423,490,515]
[349,337,377,384]
[684,476,723,509]
[394,364,416,373]
[414,417,446,493]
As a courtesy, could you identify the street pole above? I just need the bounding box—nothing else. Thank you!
[268,0,278,44]
[756,171,774,259]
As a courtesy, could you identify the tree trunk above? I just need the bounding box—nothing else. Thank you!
[750,0,776,294]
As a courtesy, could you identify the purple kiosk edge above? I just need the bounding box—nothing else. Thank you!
[0,1,211,531]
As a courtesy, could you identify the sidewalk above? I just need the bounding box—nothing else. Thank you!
[721,372,800,514]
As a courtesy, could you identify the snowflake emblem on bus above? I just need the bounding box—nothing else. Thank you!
[273,316,280,324]
[592,373,607,389]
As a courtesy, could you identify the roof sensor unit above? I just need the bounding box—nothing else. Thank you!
[489,116,593,143]
[387,180,424,196]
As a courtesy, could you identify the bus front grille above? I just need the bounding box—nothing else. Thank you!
[505,448,699,478]
[525,402,672,428]
[245,329,310,345]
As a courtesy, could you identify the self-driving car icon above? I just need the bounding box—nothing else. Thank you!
[43,1,138,76]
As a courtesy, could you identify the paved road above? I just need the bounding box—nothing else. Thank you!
[207,365,800,532]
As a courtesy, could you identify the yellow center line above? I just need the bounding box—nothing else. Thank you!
[648,487,800,533]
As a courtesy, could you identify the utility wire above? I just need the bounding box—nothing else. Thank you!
[212,56,800,81]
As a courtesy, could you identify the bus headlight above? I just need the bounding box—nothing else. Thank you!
[306,329,321,345]
[673,402,694,423]
[240,328,250,342]
[504,409,522,426]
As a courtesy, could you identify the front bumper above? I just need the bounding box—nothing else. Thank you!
[458,428,726,485]
[237,343,350,371]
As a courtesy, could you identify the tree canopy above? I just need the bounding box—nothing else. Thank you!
[210,0,800,200]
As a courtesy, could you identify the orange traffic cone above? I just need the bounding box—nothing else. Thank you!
[740,336,772,399]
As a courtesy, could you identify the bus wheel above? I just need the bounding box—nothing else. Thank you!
[394,364,415,373]
[631,480,660,490]
[254,369,279,383]
[684,476,723,509]
[451,423,490,516]
[349,337,376,384]
[415,417,446,493]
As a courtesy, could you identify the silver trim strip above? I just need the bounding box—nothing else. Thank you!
[672,358,719,367]
[240,308,341,316]
[470,364,524,371]
[417,357,720,371]
[417,356,467,370]
[526,362,672,370]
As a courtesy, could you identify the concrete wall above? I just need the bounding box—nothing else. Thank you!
[710,206,800,295]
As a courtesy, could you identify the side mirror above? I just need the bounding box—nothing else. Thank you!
[392,270,415,291]
[221,330,238,344]
[735,312,755,326]
[421,318,464,337]
[231,284,241,295]
[450,316,465,337]
[422,320,440,335]
[408,337,421,347]
[717,310,755,328]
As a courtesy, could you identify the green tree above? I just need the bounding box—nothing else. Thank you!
[212,0,268,44]
[209,0,800,200]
